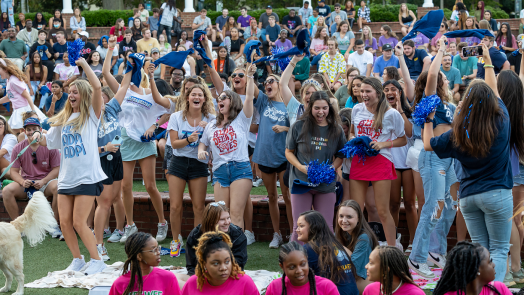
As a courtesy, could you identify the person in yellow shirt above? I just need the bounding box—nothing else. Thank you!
[136,29,160,55]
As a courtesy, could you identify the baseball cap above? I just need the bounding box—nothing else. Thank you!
[151,47,160,54]
[78,31,89,38]
[319,0,325,3]
[23,117,41,128]
[266,5,272,9]
[382,44,393,51]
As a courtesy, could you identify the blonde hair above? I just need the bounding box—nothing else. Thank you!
[182,84,216,121]
[50,79,92,131]
[139,69,149,89]
[0,58,28,84]
[361,25,373,41]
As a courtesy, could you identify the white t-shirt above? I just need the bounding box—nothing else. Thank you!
[96,45,119,61]
[46,106,107,189]
[167,110,216,163]
[200,110,252,172]
[347,51,374,76]
[351,103,405,162]
[119,88,175,142]
[1,134,18,161]
[160,3,177,27]
[391,140,410,169]
[53,63,80,81]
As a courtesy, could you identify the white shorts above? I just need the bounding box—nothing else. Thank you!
[405,139,423,172]
[8,105,47,129]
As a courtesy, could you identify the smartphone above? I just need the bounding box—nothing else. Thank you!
[462,45,483,57]
[111,135,123,145]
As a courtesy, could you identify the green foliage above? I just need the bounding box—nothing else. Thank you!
[444,8,452,20]
[82,10,135,27]
[14,12,53,23]
[485,5,510,19]
[207,8,291,23]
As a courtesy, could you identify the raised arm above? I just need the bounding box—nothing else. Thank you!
[280,54,304,106]
[481,42,499,98]
[425,36,446,96]
[244,63,256,119]
[147,62,171,109]
[77,57,102,118]
[395,41,414,102]
[114,70,132,105]
[103,36,120,94]
[202,35,224,94]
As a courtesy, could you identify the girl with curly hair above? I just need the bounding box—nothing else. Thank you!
[0,58,45,133]
[181,231,259,294]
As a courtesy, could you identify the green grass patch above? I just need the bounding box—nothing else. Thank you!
[132,180,281,196]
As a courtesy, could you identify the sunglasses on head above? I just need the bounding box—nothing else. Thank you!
[264,78,277,86]
[231,73,245,79]
[210,200,226,207]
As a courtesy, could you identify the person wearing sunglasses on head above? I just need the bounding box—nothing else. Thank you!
[183,200,247,279]
[2,117,61,237]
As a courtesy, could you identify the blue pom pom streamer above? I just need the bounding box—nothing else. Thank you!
[67,38,85,66]
[339,136,379,164]
[412,95,441,126]
[307,160,336,185]
[271,46,291,71]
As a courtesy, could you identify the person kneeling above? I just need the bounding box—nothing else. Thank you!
[2,117,61,237]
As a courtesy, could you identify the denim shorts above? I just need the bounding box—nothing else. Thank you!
[213,161,253,188]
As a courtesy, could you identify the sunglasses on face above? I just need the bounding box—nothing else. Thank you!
[231,73,245,79]
[217,94,230,102]
[210,200,226,207]
[264,78,277,86]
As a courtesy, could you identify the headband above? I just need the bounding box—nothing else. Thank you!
[302,79,321,88]
[208,235,224,244]
[0,58,6,67]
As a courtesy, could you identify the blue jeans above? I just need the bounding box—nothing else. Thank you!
[113,58,123,75]
[39,92,49,109]
[25,44,30,64]
[260,28,267,42]
[311,53,325,66]
[409,150,457,263]
[1,0,13,27]
[212,161,252,188]
[158,24,172,44]
[460,189,512,282]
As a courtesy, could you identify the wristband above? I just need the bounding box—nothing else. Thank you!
[247,75,254,79]
[484,64,494,68]
[186,137,191,144]
[109,47,115,50]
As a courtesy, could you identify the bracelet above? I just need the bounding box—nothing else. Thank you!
[289,62,297,68]
[186,137,191,144]
[246,75,254,79]
[399,112,404,115]
[484,64,494,68]
[108,47,115,50]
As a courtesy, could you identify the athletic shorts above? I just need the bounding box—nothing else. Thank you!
[100,150,124,185]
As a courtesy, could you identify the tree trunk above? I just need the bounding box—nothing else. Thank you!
[103,0,124,10]
[21,0,27,13]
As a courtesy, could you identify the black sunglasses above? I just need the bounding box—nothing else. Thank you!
[264,78,277,86]
[217,94,230,102]
[31,151,37,164]
[231,73,245,79]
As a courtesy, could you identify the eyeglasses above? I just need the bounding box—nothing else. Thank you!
[217,94,230,102]
[231,73,245,79]
[142,246,161,254]
[264,78,277,86]
[210,200,226,207]
[172,72,184,77]
[31,151,37,164]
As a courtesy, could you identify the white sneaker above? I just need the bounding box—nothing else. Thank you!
[50,225,62,238]
[179,234,184,248]
[103,228,112,239]
[97,244,110,261]
[396,233,403,252]
[269,232,283,249]
[107,229,123,243]
[84,258,107,275]
[245,230,256,245]
[120,223,138,243]
[408,258,435,278]
[252,178,263,187]
[156,220,169,242]
[65,255,86,272]
[427,252,446,269]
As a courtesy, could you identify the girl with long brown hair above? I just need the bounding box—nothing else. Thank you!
[310,27,329,66]
[25,51,47,103]
[110,18,126,42]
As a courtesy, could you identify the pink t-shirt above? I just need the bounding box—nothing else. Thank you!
[181,274,260,295]
[6,75,30,109]
[363,281,425,295]
[431,32,457,48]
[266,276,340,295]
[108,268,181,295]
[53,63,80,82]
[311,38,328,53]
[497,34,517,48]
[11,140,60,180]
[441,282,512,295]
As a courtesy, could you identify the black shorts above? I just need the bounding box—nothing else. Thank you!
[167,155,209,181]
[258,161,287,174]
[283,162,291,188]
[248,145,255,158]
[100,150,124,185]
[163,145,173,170]
[396,168,411,173]
[342,172,350,181]
[58,181,104,196]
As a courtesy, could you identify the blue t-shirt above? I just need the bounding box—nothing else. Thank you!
[351,233,373,279]
[253,91,289,167]
[421,100,455,129]
[36,45,50,60]
[44,92,68,115]
[98,98,122,157]
[304,243,359,295]
[430,98,513,198]
[345,99,358,108]
[441,66,462,90]
[52,42,68,61]
[372,55,400,77]
[477,47,507,79]
[316,5,331,17]
[404,49,428,78]
[265,24,281,42]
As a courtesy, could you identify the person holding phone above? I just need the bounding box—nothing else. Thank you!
[476,35,510,79]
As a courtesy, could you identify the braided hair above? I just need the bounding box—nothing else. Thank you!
[433,241,502,295]
[279,242,317,295]
[195,231,244,291]
[122,232,153,295]
[376,246,418,295]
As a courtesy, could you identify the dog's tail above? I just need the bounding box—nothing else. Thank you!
[11,191,57,247]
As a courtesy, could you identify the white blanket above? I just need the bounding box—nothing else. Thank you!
[25,262,280,294]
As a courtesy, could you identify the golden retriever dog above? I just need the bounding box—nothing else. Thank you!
[0,191,57,295]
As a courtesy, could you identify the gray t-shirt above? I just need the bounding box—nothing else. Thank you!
[98,98,122,157]
[332,31,355,52]
[146,16,159,31]
[167,110,216,163]
[286,120,347,193]
[82,63,103,78]
[334,85,350,107]
[259,12,280,29]
[331,10,348,22]
[193,16,212,31]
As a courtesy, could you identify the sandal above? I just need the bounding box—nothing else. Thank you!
[405,244,413,255]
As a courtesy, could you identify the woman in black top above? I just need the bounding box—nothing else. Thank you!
[345,0,356,29]
[15,13,26,31]
[0,12,11,31]
[229,27,245,68]
[33,12,47,30]
[48,9,65,30]
[131,17,143,41]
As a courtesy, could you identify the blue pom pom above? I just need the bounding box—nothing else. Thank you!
[271,46,292,71]
[412,95,441,126]
[307,160,336,185]
[67,38,85,66]
[339,136,379,164]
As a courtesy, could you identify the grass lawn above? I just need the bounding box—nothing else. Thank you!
[0,237,280,294]
[132,180,282,196]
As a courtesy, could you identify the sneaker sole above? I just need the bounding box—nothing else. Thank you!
[101,255,110,262]
[427,255,445,269]
[513,277,524,284]
[408,260,435,278]
[170,253,181,257]
[107,238,120,243]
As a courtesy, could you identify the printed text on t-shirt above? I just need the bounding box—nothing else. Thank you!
[357,119,382,140]
[212,126,238,155]
[62,125,86,159]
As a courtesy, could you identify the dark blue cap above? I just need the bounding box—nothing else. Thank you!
[23,117,41,128]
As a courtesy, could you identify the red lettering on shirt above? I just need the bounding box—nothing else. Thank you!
[356,119,382,140]
[212,126,238,155]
